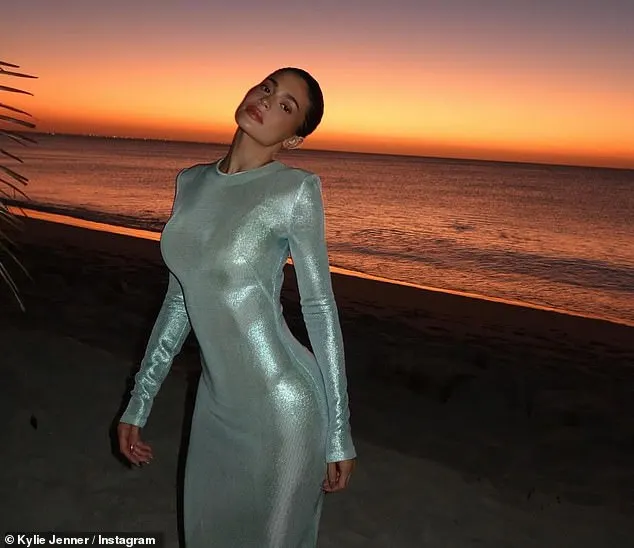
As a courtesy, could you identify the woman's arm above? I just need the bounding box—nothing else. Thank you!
[120,271,191,427]
[287,174,356,463]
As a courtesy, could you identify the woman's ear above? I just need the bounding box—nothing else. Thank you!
[282,135,304,150]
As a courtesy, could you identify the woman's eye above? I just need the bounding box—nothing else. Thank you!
[281,103,291,113]
[261,85,270,93]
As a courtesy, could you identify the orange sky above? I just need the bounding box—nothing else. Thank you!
[3,1,634,168]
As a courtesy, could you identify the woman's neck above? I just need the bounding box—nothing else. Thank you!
[219,129,280,174]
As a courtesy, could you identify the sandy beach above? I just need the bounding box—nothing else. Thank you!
[1,215,633,547]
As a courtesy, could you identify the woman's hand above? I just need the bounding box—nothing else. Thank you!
[117,422,153,466]
[322,458,356,493]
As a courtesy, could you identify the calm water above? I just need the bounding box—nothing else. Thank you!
[10,134,634,326]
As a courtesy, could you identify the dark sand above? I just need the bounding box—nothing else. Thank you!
[1,215,633,546]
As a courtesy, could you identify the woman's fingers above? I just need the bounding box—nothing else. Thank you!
[117,422,134,461]
[336,459,355,490]
[322,459,356,493]
[327,462,338,489]
[321,462,337,492]
[117,422,153,466]
[128,442,153,465]
[131,441,153,463]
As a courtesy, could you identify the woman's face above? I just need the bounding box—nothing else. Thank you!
[235,71,310,148]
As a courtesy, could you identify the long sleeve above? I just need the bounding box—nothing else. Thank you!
[120,271,191,427]
[287,174,356,462]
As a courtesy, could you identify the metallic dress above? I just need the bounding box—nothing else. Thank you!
[120,160,356,547]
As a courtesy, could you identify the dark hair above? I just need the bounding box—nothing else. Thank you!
[274,67,324,138]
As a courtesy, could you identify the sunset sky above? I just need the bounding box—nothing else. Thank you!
[3,0,633,168]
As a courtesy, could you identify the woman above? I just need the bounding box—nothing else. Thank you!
[117,67,356,547]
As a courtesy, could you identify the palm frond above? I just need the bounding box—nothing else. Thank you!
[0,85,34,96]
[0,129,37,145]
[0,128,37,146]
[0,204,26,310]
[0,203,22,227]
[0,69,38,80]
[0,165,29,185]
[0,148,24,163]
[0,114,36,129]
[0,260,25,310]
[0,177,29,198]
[0,102,32,116]
[0,60,37,310]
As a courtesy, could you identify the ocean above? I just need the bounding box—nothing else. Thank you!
[8,134,634,326]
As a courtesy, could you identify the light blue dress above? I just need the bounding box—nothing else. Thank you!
[120,159,356,547]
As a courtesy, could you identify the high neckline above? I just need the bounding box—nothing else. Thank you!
[214,158,283,178]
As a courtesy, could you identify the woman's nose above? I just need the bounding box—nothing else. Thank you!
[258,96,270,109]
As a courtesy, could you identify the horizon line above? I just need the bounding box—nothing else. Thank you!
[27,130,634,172]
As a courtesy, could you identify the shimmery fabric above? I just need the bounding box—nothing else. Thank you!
[120,160,356,547]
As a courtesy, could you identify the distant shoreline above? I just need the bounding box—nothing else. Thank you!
[10,204,634,330]
[22,131,634,172]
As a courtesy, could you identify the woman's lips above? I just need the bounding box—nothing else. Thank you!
[246,105,263,124]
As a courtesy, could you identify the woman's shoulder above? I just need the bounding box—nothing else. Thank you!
[275,163,321,188]
[171,163,215,201]
[173,162,218,191]
[177,162,213,181]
